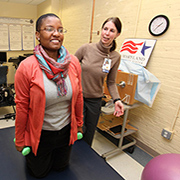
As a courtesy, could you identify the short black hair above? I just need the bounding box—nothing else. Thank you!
[36,13,60,32]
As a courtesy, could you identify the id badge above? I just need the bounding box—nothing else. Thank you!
[102,58,111,73]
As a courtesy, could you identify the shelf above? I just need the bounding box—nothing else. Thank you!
[101,101,142,115]
[105,127,137,139]
[97,114,138,139]
[99,101,142,159]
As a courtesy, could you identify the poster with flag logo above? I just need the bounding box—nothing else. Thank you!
[119,39,156,67]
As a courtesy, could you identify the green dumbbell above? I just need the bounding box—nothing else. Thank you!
[77,132,83,140]
[14,132,82,156]
[14,138,31,156]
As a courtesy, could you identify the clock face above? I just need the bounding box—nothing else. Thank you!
[149,15,169,36]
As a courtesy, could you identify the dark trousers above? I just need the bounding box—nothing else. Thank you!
[83,97,102,146]
[26,124,72,178]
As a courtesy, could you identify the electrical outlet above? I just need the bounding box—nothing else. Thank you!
[161,128,173,140]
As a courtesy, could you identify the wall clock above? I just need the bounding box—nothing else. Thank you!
[149,15,170,36]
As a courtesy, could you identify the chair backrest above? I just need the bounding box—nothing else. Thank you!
[0,66,8,85]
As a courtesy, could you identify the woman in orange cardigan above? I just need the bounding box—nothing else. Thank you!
[14,13,83,178]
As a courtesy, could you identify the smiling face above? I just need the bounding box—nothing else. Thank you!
[101,21,120,47]
[35,16,64,56]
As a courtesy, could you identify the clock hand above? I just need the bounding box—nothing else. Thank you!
[153,22,163,31]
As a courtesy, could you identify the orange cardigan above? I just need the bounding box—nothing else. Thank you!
[15,55,83,156]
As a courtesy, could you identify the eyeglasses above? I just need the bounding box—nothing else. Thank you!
[40,27,67,34]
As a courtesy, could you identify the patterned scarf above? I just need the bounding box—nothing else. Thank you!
[34,44,71,96]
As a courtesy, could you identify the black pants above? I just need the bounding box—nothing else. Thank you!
[26,124,72,178]
[83,97,102,146]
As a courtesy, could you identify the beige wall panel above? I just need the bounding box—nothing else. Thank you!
[0,2,37,19]
[59,0,180,155]
[0,2,37,83]
[59,0,92,54]
[37,0,52,17]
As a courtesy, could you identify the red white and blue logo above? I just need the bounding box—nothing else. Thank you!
[120,39,156,67]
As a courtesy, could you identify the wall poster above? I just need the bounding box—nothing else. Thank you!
[119,38,156,67]
[0,23,9,51]
[0,17,35,51]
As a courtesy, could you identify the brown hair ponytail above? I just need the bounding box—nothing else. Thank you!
[102,17,122,52]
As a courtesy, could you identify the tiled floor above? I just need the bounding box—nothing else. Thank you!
[92,131,145,180]
[0,106,152,180]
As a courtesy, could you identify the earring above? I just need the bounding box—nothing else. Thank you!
[38,38,40,41]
